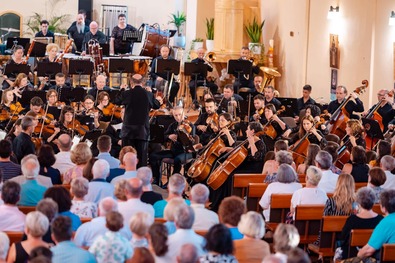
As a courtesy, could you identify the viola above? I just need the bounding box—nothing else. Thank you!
[206,112,219,131]
[67,120,90,136]
[0,106,10,122]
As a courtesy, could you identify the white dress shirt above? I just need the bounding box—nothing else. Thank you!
[191,203,219,231]
[0,204,26,231]
[317,169,339,193]
[118,198,155,226]
[53,151,74,175]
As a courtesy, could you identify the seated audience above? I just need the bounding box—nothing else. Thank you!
[324,173,356,216]
[201,224,236,262]
[0,181,25,231]
[110,152,137,185]
[190,184,219,231]
[137,167,163,205]
[0,139,21,181]
[286,248,311,263]
[44,186,81,231]
[96,135,120,169]
[34,198,58,244]
[114,180,128,202]
[342,146,369,183]
[70,177,97,218]
[50,216,96,262]
[164,198,186,235]
[153,173,190,218]
[129,247,155,263]
[7,211,50,263]
[28,246,53,263]
[264,151,295,183]
[18,155,47,206]
[381,155,395,190]
[89,211,133,262]
[176,243,199,263]
[82,157,98,181]
[259,164,302,221]
[218,196,246,240]
[296,144,320,175]
[38,145,62,185]
[63,142,92,184]
[273,223,300,262]
[357,189,395,258]
[316,150,339,193]
[52,134,74,175]
[368,167,387,203]
[0,232,9,263]
[262,140,289,175]
[84,159,115,203]
[234,211,270,262]
[106,146,137,182]
[129,212,154,249]
[369,140,391,167]
[148,223,171,262]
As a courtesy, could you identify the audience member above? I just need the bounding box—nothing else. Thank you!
[190,184,219,231]
[111,152,137,185]
[7,211,50,263]
[129,211,154,249]
[153,173,190,218]
[0,232,9,263]
[82,157,98,181]
[50,216,96,262]
[200,224,236,262]
[296,144,320,175]
[286,248,311,263]
[261,140,289,175]
[273,223,300,262]
[17,155,47,206]
[97,135,120,169]
[316,150,339,193]
[0,139,21,181]
[148,223,171,262]
[128,247,155,263]
[176,243,199,263]
[264,151,295,183]
[234,211,270,262]
[368,167,387,203]
[89,211,133,262]
[28,246,53,263]
[137,167,163,205]
[53,134,74,175]
[342,146,369,183]
[34,198,58,244]
[118,178,154,226]
[70,177,97,218]
[44,186,81,231]
[381,155,395,189]
[63,142,92,184]
[324,173,356,216]
[106,146,137,182]
[84,159,115,203]
[0,181,25,231]
[163,198,185,235]
[369,140,391,167]
[218,196,246,240]
[114,179,128,202]
[38,144,62,185]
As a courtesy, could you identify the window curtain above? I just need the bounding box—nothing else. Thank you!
[101,5,128,37]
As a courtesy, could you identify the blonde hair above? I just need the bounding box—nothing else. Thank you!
[333,173,355,214]
[163,197,185,221]
[46,43,60,53]
[238,211,265,239]
[129,212,154,236]
[70,142,92,165]
[114,180,128,201]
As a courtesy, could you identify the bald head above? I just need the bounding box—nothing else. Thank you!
[90,21,98,34]
[125,178,143,198]
[95,74,106,89]
[131,74,143,86]
[123,152,138,171]
[57,134,72,151]
[98,197,118,216]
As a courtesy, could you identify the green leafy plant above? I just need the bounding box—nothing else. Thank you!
[192,38,204,42]
[205,18,214,40]
[245,17,265,43]
[25,12,70,35]
[168,11,187,37]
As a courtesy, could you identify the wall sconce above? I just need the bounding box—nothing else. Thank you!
[389,11,395,26]
[327,6,340,20]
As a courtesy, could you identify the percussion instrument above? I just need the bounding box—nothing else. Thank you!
[132,25,170,58]
[54,34,68,50]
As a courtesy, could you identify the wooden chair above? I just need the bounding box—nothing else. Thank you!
[80,217,92,224]
[154,218,167,224]
[232,173,265,198]
[294,205,325,247]
[381,244,395,262]
[348,229,373,258]
[246,183,268,212]
[298,174,306,184]
[308,216,348,259]
[372,204,383,215]
[354,182,367,191]
[195,230,208,237]
[18,206,36,214]
[266,194,292,231]
[4,231,24,246]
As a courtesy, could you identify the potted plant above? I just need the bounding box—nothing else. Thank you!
[205,18,214,51]
[192,38,204,50]
[245,17,265,54]
[169,11,187,48]
[25,12,70,35]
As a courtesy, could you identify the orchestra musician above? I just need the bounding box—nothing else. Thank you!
[87,74,110,100]
[70,9,91,27]
[2,46,27,89]
[46,90,63,120]
[340,119,366,151]
[66,13,89,53]
[233,47,260,93]
[296,84,316,116]
[327,85,364,120]
[81,21,107,55]
[213,113,237,152]
[287,115,327,149]
[21,97,44,116]
[96,91,114,123]
[109,13,137,55]
[363,89,395,132]
[35,20,55,42]
[188,47,218,100]
[150,44,180,106]
[149,106,195,185]
[114,74,160,167]
[194,98,219,146]
[253,75,264,93]
[13,116,36,163]
[264,86,282,110]
[260,104,288,151]
[42,43,60,63]
[49,73,71,95]
[1,88,15,110]
[77,95,100,129]
[252,94,265,124]
[217,84,243,115]
[47,105,75,144]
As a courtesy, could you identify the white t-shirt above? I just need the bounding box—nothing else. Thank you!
[382,171,395,190]
[291,187,328,219]
[317,170,339,193]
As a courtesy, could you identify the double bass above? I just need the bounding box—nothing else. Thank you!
[327,80,368,138]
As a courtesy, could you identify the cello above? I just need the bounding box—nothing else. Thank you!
[207,130,265,190]
[289,130,310,167]
[327,80,368,138]
[262,106,285,139]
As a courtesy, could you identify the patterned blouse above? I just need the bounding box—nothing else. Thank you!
[71,200,97,218]
[89,231,133,263]
[200,253,238,263]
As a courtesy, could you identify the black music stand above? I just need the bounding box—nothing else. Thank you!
[37,62,62,81]
[150,124,165,143]
[20,90,47,106]
[277,97,298,117]
[3,63,30,79]
[47,106,61,120]
[362,118,384,149]
[239,96,255,121]
[68,59,94,87]
[155,59,180,105]
[184,62,208,103]
[227,60,252,93]
[82,129,103,143]
[108,58,134,87]
[27,41,47,58]
[61,87,86,104]
[106,89,120,102]
[6,37,30,54]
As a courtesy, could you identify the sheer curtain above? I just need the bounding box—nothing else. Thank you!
[101,5,128,37]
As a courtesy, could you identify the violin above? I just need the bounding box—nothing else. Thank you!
[206,113,219,131]
[9,102,24,115]
[101,103,122,119]
[0,106,10,122]
[37,109,55,124]
[67,120,90,136]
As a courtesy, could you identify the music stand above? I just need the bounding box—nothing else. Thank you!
[27,41,47,57]
[47,106,61,120]
[3,63,30,79]
[37,62,62,81]
[68,59,94,87]
[277,97,298,117]
[150,124,165,143]
[362,118,384,149]
[227,59,252,93]
[101,43,110,57]
[20,90,47,106]
[6,37,30,53]
[184,62,208,103]
[82,129,103,143]
[155,59,180,105]
[108,58,134,87]
[106,89,120,102]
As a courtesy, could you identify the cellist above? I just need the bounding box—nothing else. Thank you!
[260,104,287,151]
[340,119,366,150]
[327,86,364,120]
[288,115,327,148]
[362,89,395,132]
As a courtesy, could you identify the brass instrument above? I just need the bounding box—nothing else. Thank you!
[260,66,281,90]
[249,56,258,67]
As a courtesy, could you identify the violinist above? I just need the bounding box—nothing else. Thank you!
[264,86,282,110]
[194,98,219,145]
[96,91,113,122]
[47,106,74,144]
[77,95,100,129]
[87,74,110,101]
[327,85,364,120]
[12,116,36,163]
[149,106,195,185]
[213,113,237,152]
[22,96,44,116]
[340,119,366,151]
[2,45,25,89]
[46,90,63,120]
[1,88,15,111]
[287,115,327,148]
[252,94,265,124]
[261,104,287,151]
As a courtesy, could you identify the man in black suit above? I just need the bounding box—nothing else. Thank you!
[114,74,160,167]
[66,14,89,53]
[35,20,55,43]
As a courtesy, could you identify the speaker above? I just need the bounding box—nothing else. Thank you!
[78,0,93,21]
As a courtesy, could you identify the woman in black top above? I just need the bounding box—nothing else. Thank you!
[261,103,287,151]
[110,13,137,54]
[38,144,62,185]
[288,115,327,148]
[341,119,366,151]
[342,146,370,183]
